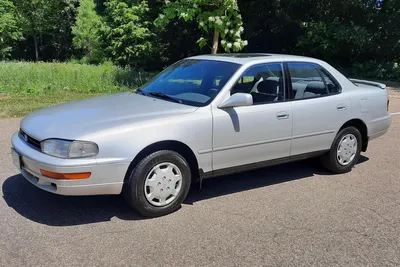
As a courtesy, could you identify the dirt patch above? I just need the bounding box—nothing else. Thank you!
[388,86,400,113]
[386,80,400,100]
[0,94,8,100]
[388,90,400,95]
[388,87,400,100]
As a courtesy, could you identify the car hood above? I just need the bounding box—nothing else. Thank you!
[21,92,198,140]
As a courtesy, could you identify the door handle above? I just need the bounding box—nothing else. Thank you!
[276,111,289,120]
[337,104,347,111]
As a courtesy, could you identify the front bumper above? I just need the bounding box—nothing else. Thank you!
[11,133,130,196]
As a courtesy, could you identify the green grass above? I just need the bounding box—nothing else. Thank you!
[0,92,107,117]
[0,61,154,117]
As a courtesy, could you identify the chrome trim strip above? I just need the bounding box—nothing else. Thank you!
[200,130,334,154]
[213,136,292,152]
[198,149,212,155]
[293,130,335,140]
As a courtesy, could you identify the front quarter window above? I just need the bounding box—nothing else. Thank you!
[139,59,240,106]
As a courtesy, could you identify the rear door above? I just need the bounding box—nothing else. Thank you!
[287,62,351,156]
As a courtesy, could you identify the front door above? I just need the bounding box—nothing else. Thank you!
[212,63,293,171]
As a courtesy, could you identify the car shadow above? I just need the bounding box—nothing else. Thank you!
[2,156,369,226]
[185,155,369,204]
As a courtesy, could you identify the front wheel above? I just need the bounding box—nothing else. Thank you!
[124,150,191,217]
[321,126,362,174]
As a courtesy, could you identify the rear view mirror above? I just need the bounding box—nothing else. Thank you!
[218,93,253,108]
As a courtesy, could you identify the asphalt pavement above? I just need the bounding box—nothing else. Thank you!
[1,95,399,267]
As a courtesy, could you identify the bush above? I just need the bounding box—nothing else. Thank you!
[340,61,400,81]
[0,61,155,95]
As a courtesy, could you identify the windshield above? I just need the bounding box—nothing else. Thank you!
[139,59,240,106]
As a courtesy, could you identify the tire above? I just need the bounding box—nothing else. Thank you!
[321,126,362,174]
[124,150,191,217]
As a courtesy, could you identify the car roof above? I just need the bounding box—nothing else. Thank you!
[188,53,321,65]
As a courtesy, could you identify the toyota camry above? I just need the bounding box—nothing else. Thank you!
[11,54,392,217]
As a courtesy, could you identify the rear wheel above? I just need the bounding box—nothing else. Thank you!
[124,150,191,217]
[321,126,362,174]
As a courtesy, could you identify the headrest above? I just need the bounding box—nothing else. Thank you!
[257,80,278,94]
[304,82,327,95]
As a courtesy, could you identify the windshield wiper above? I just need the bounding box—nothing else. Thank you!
[135,88,148,95]
[149,92,182,103]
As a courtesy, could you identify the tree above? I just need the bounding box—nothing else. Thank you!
[155,0,247,54]
[238,0,301,54]
[49,0,79,61]
[13,0,78,61]
[14,0,51,61]
[72,0,102,62]
[0,0,22,59]
[101,0,154,66]
[373,0,400,62]
[284,0,390,64]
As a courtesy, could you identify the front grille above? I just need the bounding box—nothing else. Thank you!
[19,130,41,150]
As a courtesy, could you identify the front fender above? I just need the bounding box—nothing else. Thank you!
[85,107,213,173]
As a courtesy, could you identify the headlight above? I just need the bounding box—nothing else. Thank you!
[41,139,99,159]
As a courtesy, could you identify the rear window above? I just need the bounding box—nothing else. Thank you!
[288,62,341,99]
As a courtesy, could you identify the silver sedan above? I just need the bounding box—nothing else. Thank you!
[11,54,392,217]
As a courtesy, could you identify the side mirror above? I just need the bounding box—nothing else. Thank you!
[218,93,253,108]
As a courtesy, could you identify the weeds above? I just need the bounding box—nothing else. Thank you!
[0,61,155,117]
[0,61,154,95]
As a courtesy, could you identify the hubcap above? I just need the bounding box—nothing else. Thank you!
[144,163,183,207]
[337,134,358,166]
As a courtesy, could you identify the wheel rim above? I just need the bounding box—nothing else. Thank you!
[337,134,358,166]
[144,162,183,207]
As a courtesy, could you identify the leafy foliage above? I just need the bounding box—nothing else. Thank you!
[239,0,400,78]
[13,0,79,61]
[101,0,154,66]
[72,0,103,63]
[155,0,247,53]
[343,61,400,81]
[0,0,399,79]
[297,19,372,64]
[372,0,400,62]
[0,0,22,59]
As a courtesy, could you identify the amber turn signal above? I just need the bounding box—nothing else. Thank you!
[40,169,91,180]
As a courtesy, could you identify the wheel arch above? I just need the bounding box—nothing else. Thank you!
[339,119,368,152]
[123,140,200,186]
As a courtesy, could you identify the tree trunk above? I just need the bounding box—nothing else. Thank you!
[88,38,93,58]
[211,30,219,54]
[33,34,39,61]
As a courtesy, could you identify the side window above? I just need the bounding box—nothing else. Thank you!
[231,63,285,104]
[319,68,341,94]
[288,62,328,100]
